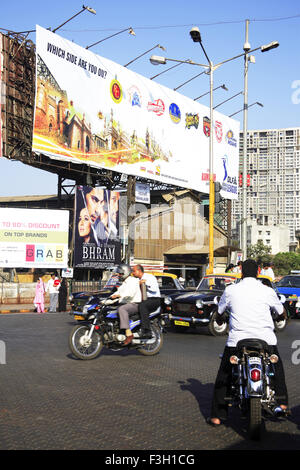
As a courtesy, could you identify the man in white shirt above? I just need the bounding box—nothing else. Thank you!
[261,262,275,281]
[132,265,161,338]
[46,273,61,312]
[207,259,288,426]
[109,264,142,346]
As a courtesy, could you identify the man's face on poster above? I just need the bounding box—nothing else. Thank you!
[85,188,105,223]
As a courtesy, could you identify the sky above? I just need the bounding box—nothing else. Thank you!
[1,0,300,196]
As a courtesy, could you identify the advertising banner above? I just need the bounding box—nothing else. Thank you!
[135,182,150,204]
[0,33,2,158]
[32,25,239,199]
[74,186,121,269]
[0,208,69,268]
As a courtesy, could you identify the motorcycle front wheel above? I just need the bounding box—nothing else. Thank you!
[138,323,163,356]
[69,324,103,360]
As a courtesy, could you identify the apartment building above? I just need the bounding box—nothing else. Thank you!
[232,127,300,252]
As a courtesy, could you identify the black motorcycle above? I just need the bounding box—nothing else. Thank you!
[225,338,288,440]
[69,296,168,360]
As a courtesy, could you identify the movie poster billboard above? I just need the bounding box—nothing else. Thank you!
[0,33,3,158]
[32,25,239,199]
[0,208,69,268]
[73,186,121,269]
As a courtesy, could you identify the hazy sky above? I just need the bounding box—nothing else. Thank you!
[1,0,299,196]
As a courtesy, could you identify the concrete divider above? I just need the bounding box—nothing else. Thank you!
[0,282,50,305]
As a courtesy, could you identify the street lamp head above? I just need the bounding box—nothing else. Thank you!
[150,55,167,65]
[158,44,166,51]
[243,41,251,52]
[221,84,228,91]
[189,26,201,43]
[83,5,96,14]
[256,102,264,107]
[261,41,279,52]
[129,27,136,36]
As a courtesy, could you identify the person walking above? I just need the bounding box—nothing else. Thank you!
[46,273,61,313]
[34,277,46,313]
[58,278,68,312]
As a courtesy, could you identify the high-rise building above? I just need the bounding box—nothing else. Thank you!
[232,127,300,252]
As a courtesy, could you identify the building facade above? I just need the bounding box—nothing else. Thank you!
[233,127,300,251]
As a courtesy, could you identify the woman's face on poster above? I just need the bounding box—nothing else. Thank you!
[78,208,91,238]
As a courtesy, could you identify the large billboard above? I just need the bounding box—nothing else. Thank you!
[0,208,69,268]
[32,25,239,199]
[73,186,121,269]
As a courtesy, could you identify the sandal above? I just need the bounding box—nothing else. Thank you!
[206,417,222,427]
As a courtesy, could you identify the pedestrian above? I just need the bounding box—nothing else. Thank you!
[58,278,68,312]
[261,262,275,281]
[46,273,61,313]
[33,277,46,313]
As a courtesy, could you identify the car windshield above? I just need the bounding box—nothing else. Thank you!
[276,276,300,288]
[196,276,237,291]
[155,275,184,290]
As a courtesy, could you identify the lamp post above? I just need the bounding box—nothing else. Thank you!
[124,44,166,68]
[86,27,136,50]
[150,28,279,274]
[194,83,228,101]
[214,91,243,110]
[52,5,96,33]
[240,19,279,260]
[229,101,263,118]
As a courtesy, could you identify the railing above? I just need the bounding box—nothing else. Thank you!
[69,281,103,294]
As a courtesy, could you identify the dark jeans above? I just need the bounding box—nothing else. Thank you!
[211,345,288,420]
[139,297,161,331]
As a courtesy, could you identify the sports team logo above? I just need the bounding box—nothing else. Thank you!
[203,116,210,137]
[110,79,123,104]
[147,99,165,116]
[185,113,199,129]
[215,120,223,143]
[128,85,142,108]
[226,129,237,147]
[169,103,181,123]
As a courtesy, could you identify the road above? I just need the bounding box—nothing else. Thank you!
[0,312,299,450]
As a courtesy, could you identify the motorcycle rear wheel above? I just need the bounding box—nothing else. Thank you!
[138,324,163,356]
[248,397,262,440]
[69,324,103,360]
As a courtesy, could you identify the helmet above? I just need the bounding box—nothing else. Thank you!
[114,263,132,281]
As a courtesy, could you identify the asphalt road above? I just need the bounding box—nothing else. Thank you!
[0,312,299,451]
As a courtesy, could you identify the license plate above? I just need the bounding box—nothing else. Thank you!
[74,315,85,320]
[248,357,261,365]
[174,320,190,327]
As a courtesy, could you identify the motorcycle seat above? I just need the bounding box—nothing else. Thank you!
[237,338,271,353]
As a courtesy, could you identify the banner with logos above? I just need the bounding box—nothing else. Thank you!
[0,208,69,268]
[32,25,239,199]
[0,34,3,158]
[135,182,150,204]
[74,186,121,269]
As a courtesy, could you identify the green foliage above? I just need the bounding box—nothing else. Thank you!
[272,252,300,276]
[247,240,272,265]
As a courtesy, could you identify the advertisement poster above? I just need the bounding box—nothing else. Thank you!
[0,208,69,268]
[135,182,150,204]
[74,186,121,269]
[0,33,2,158]
[32,25,240,199]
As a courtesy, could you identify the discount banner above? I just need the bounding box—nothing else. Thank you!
[0,208,69,268]
[32,25,240,199]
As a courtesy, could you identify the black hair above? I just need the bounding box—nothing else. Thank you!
[242,259,258,278]
[135,264,144,273]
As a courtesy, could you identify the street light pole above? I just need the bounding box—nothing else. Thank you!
[241,19,250,260]
[208,59,215,274]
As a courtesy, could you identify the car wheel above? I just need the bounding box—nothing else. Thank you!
[208,310,228,336]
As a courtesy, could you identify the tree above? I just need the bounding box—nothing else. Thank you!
[273,252,300,276]
[247,240,272,265]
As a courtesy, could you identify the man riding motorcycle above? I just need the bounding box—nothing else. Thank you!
[207,259,289,427]
[108,264,142,346]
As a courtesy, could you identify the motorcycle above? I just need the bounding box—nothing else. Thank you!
[224,338,288,440]
[69,296,168,360]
